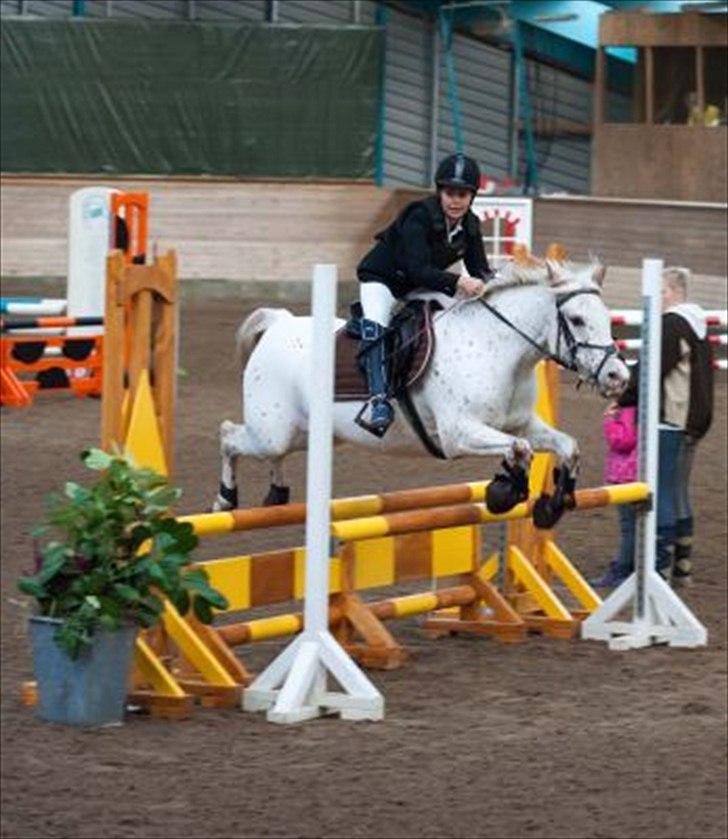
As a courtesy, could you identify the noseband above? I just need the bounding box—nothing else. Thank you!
[479,287,618,384]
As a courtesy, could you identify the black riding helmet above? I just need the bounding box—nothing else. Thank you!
[435,153,480,193]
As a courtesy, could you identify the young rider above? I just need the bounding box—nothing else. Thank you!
[356,152,493,435]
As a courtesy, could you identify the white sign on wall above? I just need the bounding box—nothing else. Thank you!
[471,195,533,264]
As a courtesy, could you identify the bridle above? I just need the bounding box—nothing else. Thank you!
[478,287,619,384]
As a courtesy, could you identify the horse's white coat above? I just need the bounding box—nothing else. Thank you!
[214,261,630,508]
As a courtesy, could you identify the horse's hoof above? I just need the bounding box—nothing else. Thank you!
[533,494,565,530]
[216,483,238,511]
[485,478,526,514]
[485,460,529,514]
[262,484,290,506]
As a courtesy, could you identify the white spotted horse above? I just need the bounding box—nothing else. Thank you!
[212,258,629,528]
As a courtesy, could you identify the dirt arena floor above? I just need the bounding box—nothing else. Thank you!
[1,291,726,839]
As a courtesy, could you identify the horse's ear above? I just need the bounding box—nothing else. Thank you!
[545,259,561,284]
[592,262,607,287]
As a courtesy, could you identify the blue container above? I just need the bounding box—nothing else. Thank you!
[29,616,137,726]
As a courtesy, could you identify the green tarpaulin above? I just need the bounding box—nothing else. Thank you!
[1,19,382,178]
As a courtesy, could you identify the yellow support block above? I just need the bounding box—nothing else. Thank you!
[200,555,252,611]
[134,637,187,697]
[545,541,602,612]
[161,602,238,688]
[353,537,395,590]
[293,549,342,598]
[123,369,168,476]
[432,526,477,577]
[508,546,572,620]
[293,547,306,599]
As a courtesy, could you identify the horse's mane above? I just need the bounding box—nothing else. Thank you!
[484,258,603,296]
[485,260,548,293]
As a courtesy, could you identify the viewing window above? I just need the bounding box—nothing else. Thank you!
[704,46,728,125]
[653,47,696,125]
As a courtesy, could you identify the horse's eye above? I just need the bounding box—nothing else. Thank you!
[570,316,585,328]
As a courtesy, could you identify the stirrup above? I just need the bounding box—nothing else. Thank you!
[355,396,394,438]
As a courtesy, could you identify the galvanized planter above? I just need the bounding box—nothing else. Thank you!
[29,616,137,727]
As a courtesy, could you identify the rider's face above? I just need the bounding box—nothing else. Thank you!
[439,187,472,223]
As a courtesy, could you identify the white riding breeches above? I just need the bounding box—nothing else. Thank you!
[360,282,398,327]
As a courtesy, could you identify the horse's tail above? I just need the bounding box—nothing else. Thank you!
[235,307,291,369]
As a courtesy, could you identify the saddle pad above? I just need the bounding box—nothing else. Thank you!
[334,302,437,402]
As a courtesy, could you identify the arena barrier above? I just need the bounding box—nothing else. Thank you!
[611,309,727,371]
[0,327,104,407]
[0,191,148,408]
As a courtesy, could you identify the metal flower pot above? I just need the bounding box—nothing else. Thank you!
[29,616,137,727]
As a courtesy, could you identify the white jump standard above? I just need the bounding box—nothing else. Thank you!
[581,259,708,650]
[242,264,385,724]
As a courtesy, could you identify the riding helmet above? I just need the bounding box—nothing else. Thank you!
[435,153,480,193]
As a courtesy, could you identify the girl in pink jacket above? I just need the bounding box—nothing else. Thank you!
[592,377,639,588]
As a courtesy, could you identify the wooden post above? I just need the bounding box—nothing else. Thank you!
[696,46,705,116]
[645,46,654,124]
[593,46,605,127]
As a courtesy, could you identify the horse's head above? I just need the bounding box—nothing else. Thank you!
[546,259,630,398]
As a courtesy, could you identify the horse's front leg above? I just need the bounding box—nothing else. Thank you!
[520,415,579,529]
[520,415,580,474]
[447,421,533,514]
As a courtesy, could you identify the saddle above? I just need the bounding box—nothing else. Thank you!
[334,300,440,402]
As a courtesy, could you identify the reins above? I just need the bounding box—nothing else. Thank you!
[363,281,618,385]
[478,287,619,382]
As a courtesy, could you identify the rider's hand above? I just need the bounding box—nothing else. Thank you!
[456,275,486,299]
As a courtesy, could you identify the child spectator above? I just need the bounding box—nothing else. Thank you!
[592,373,639,589]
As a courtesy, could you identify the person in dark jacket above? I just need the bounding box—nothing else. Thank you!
[356,152,493,435]
[657,266,714,584]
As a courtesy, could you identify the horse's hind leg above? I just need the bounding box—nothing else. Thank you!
[213,419,302,511]
[211,420,246,511]
[262,457,291,506]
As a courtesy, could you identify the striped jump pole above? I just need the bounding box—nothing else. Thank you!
[243,264,384,725]
[610,309,727,327]
[329,483,650,543]
[0,316,104,333]
[179,479,491,537]
[180,481,645,541]
[0,298,67,317]
[582,260,708,650]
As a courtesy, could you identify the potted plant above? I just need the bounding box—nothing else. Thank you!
[17,448,227,727]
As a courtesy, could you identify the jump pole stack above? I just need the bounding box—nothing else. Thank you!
[243,264,385,724]
[581,259,707,650]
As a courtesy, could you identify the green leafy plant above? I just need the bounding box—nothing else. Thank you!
[18,448,228,659]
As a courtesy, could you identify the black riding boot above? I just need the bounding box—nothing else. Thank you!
[357,319,394,437]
